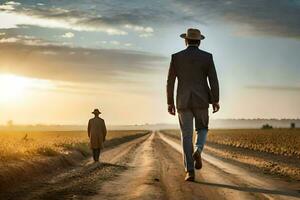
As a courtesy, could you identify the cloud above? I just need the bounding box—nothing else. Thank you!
[0,0,192,37]
[110,40,120,45]
[124,43,132,47]
[0,1,20,10]
[246,85,300,91]
[125,25,153,33]
[0,37,167,86]
[41,50,57,55]
[0,2,158,36]
[139,33,154,38]
[172,0,300,39]
[0,5,128,35]
[5,1,21,6]
[97,40,133,48]
[2,0,299,39]
[0,37,19,43]
[123,25,154,38]
[0,35,65,46]
[62,32,74,38]
[0,4,15,10]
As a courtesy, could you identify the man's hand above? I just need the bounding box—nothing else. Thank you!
[168,104,176,115]
[212,102,220,113]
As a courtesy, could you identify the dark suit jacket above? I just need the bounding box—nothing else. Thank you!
[167,46,219,109]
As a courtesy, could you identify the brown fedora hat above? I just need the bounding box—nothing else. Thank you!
[92,108,101,114]
[180,28,205,40]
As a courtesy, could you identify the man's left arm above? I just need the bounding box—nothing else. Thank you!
[103,120,107,141]
[208,54,220,113]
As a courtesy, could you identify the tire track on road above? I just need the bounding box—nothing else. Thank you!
[154,133,227,200]
[91,132,166,200]
[159,133,300,199]
[1,133,151,200]
[159,132,300,200]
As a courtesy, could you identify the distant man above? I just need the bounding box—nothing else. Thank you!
[88,108,107,162]
[167,28,220,181]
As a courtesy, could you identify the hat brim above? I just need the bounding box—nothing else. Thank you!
[180,33,205,40]
[92,111,101,114]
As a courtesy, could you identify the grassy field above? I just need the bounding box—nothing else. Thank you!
[162,129,300,158]
[0,130,147,162]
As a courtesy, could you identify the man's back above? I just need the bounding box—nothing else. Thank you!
[88,117,106,135]
[166,28,220,181]
[167,46,219,109]
[88,116,107,149]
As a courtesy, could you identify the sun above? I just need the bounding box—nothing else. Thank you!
[0,74,32,102]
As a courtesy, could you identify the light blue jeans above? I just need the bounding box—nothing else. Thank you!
[178,108,208,172]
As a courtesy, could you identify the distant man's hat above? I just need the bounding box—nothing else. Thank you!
[92,108,101,114]
[180,28,205,40]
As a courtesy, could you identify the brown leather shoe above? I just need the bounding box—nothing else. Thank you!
[185,171,195,182]
[193,150,202,170]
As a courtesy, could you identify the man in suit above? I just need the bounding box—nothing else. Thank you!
[88,108,107,162]
[167,28,220,181]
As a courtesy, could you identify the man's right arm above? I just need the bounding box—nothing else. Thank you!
[208,54,220,113]
[166,54,176,115]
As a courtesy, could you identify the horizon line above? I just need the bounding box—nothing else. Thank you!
[1,118,300,127]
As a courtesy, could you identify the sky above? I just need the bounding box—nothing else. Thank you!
[0,0,299,125]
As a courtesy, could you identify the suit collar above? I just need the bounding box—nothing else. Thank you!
[188,44,199,47]
[186,46,199,50]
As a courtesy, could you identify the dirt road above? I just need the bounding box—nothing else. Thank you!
[2,131,300,200]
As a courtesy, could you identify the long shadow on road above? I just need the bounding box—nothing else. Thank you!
[195,181,300,198]
[104,131,150,150]
[0,132,150,200]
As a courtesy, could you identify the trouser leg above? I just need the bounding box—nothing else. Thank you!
[195,128,208,152]
[95,149,100,161]
[92,149,97,161]
[193,108,209,153]
[178,109,194,172]
[93,148,100,161]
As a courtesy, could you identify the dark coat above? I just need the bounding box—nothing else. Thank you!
[88,117,107,149]
[167,46,219,109]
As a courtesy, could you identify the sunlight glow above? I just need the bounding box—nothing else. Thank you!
[0,74,29,101]
[0,74,54,102]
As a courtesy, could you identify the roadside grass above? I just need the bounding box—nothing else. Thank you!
[161,129,300,158]
[59,142,90,157]
[0,129,149,193]
[161,129,300,180]
[0,130,148,162]
[207,129,300,158]
[36,147,60,157]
